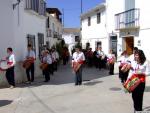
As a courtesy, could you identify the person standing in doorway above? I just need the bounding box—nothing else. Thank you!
[72,46,85,86]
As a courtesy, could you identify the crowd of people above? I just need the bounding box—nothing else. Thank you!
[0,44,150,112]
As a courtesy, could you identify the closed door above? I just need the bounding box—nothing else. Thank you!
[125,37,134,55]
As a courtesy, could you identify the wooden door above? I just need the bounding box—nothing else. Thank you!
[125,37,134,55]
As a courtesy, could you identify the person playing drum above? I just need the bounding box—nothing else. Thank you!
[41,50,52,82]
[25,44,35,83]
[107,49,116,75]
[72,46,85,86]
[2,47,16,89]
[126,50,150,112]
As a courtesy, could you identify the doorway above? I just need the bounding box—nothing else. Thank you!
[125,37,134,55]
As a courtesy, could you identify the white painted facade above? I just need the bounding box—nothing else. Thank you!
[0,0,46,86]
[81,0,150,60]
[106,0,150,59]
[62,30,79,55]
[46,11,63,48]
[81,4,109,54]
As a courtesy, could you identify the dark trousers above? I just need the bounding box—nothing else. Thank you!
[6,66,15,86]
[75,66,82,85]
[109,63,114,75]
[132,82,145,111]
[53,61,57,71]
[98,58,102,69]
[119,67,129,83]
[43,65,50,81]
[26,63,34,82]
[49,64,53,75]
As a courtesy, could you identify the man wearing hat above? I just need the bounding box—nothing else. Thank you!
[72,46,85,85]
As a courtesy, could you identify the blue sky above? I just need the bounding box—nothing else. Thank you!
[46,0,105,28]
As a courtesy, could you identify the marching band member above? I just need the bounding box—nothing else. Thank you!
[72,46,85,86]
[25,44,35,83]
[51,48,59,71]
[42,50,52,82]
[118,51,129,83]
[126,50,150,112]
[97,47,105,70]
[107,49,116,75]
[5,47,16,89]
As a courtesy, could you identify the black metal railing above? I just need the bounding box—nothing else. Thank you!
[25,0,46,16]
[115,8,140,30]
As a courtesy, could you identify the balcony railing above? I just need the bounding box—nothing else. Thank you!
[25,0,46,16]
[115,8,140,30]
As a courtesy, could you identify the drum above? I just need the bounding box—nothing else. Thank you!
[0,60,9,71]
[107,58,114,64]
[39,63,48,70]
[121,63,130,72]
[73,62,81,72]
[124,74,141,93]
[22,60,31,69]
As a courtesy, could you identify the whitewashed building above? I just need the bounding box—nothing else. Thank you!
[81,0,150,59]
[81,4,109,54]
[106,0,150,59]
[46,8,63,48]
[0,0,47,86]
[62,28,80,55]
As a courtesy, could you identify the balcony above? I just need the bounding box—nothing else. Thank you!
[115,8,140,30]
[25,0,46,16]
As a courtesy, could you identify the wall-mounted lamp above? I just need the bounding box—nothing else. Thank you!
[13,0,21,10]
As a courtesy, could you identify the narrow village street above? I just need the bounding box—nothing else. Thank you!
[0,64,150,113]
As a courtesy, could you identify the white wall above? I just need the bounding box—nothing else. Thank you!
[81,8,109,53]
[46,13,63,48]
[0,0,15,59]
[62,34,76,55]
[0,0,47,86]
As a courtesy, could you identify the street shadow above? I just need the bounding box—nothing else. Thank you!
[109,87,122,91]
[0,100,12,107]
[144,86,150,92]
[84,81,103,86]
[0,64,114,88]
[143,106,150,111]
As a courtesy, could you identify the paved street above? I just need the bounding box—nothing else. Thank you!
[0,64,150,113]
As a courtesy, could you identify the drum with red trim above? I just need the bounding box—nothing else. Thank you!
[124,74,141,93]
[0,60,9,71]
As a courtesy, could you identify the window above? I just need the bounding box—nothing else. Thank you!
[47,17,49,28]
[75,36,80,42]
[25,0,46,16]
[88,17,91,26]
[97,13,101,24]
[27,34,36,53]
[38,33,44,58]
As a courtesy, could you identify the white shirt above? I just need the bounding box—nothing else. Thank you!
[26,50,35,59]
[107,53,115,60]
[43,55,52,64]
[117,55,129,67]
[7,53,16,67]
[72,52,85,62]
[97,50,105,58]
[128,60,150,79]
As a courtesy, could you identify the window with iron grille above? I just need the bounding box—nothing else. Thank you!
[97,13,101,24]
[88,17,91,26]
